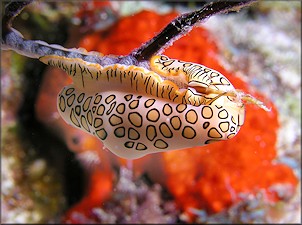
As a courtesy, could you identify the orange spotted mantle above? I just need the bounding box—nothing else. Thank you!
[35,10,298,223]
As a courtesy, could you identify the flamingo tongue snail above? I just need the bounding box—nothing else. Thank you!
[39,54,246,159]
[1,0,269,159]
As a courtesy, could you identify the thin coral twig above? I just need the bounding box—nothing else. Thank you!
[131,0,257,61]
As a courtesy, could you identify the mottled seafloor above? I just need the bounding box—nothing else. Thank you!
[1,1,301,224]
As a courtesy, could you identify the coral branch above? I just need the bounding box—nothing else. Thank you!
[1,1,107,62]
[131,0,257,61]
[2,0,33,36]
